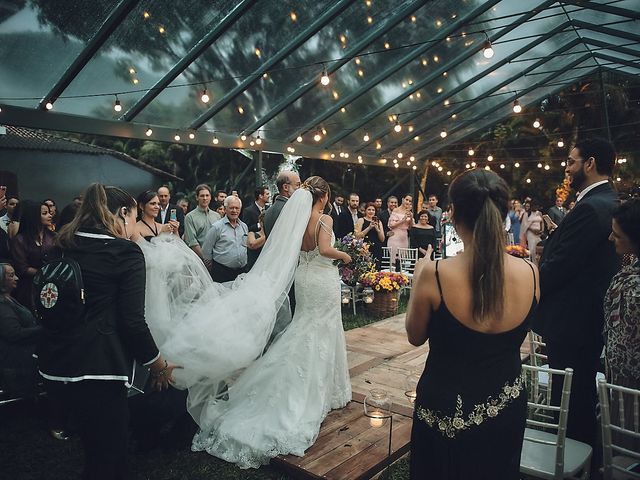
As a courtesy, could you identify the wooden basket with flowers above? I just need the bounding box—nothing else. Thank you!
[360,271,410,318]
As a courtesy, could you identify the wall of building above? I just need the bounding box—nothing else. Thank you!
[0,150,163,206]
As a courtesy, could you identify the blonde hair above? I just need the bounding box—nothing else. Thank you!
[57,183,137,248]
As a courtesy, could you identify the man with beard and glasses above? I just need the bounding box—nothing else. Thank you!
[533,138,619,450]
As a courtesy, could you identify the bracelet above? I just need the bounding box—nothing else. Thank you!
[150,359,168,379]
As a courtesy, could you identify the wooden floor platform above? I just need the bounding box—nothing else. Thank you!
[273,313,534,480]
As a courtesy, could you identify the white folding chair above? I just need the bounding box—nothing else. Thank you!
[598,379,640,480]
[380,246,391,272]
[520,364,593,480]
[397,247,418,294]
[527,331,551,403]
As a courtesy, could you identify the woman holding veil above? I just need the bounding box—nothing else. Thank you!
[139,175,353,468]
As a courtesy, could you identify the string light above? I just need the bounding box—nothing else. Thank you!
[410,156,415,162]
[394,163,399,169]
[143,11,150,19]
[447,171,452,176]
[397,152,403,159]
[487,154,493,161]
[414,136,420,141]
[500,164,505,169]
[526,178,531,183]
[330,153,335,158]
[533,119,541,128]
[482,32,494,59]
[438,166,443,171]
[485,166,491,171]
[357,155,363,163]
[128,68,136,75]
[240,133,247,141]
[321,127,327,135]
[512,99,522,113]
[212,135,219,145]
[544,164,550,170]
[200,88,210,103]
[174,133,181,141]
[158,25,165,34]
[537,162,543,168]
[471,161,476,167]
[466,163,471,169]
[561,161,566,167]
[314,130,322,142]
[514,162,520,167]
[394,120,402,133]
[237,106,244,114]
[557,139,564,148]
[440,129,447,138]
[367,16,373,24]
[145,127,153,137]
[320,66,330,86]
[45,101,53,110]
[113,96,122,112]
[132,78,139,85]
[188,132,195,140]
[250,140,255,147]
[363,133,370,142]
[468,148,475,156]
[290,11,297,21]
[376,141,382,149]
[254,47,261,57]
[255,134,262,145]
[296,135,303,143]
[412,165,417,171]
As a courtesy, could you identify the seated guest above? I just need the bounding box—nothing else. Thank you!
[155,186,185,237]
[604,198,640,388]
[406,169,538,479]
[0,262,42,395]
[410,210,437,259]
[10,201,55,311]
[202,195,248,283]
[354,203,384,267]
[134,190,179,241]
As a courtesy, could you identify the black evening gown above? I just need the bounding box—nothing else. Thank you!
[410,260,536,480]
[363,219,384,268]
[409,227,436,258]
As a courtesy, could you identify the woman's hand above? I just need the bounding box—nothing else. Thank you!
[149,359,182,391]
[164,220,180,234]
[342,253,352,264]
[414,245,434,275]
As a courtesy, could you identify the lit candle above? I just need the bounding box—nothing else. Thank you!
[369,412,384,427]
[405,390,417,405]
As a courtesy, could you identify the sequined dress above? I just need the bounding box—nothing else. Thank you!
[410,260,535,479]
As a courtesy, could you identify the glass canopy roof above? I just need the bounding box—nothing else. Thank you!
[1,0,638,168]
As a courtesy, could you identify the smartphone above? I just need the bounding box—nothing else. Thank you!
[372,216,378,223]
[170,208,177,221]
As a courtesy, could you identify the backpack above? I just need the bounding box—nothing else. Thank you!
[32,255,86,331]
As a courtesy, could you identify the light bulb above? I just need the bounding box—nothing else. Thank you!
[321,127,327,135]
[533,119,541,128]
[240,134,247,141]
[376,142,382,149]
[438,166,443,171]
[330,153,335,158]
[255,134,262,145]
[447,171,452,176]
[212,135,219,145]
[174,134,181,141]
[145,127,153,137]
[557,139,564,148]
[394,163,399,169]
[394,121,402,133]
[468,149,475,156]
[363,133,370,142]
[412,165,417,170]
[513,99,522,113]
[537,163,543,168]
[201,89,210,103]
[407,161,411,166]
[237,106,244,114]
[440,129,447,138]
[296,135,303,143]
[485,166,491,170]
[544,164,550,170]
[410,156,415,161]
[471,162,476,167]
[45,101,54,110]
[290,11,297,21]
[188,132,195,140]
[255,47,261,57]
[320,69,330,86]
[314,131,322,142]
[250,140,255,147]
[561,161,566,167]
[487,154,493,161]
[514,162,520,168]
[482,40,494,59]
[397,152,403,159]
[500,164,505,169]
[113,98,122,112]
[526,178,531,183]
[466,163,471,168]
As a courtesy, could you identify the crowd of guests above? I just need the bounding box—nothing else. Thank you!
[0,136,638,478]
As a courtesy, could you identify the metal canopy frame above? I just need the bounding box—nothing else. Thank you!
[0,0,637,170]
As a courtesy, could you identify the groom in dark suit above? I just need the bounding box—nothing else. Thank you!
[534,138,619,448]
[156,186,185,237]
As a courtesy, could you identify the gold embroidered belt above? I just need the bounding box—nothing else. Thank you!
[416,371,525,438]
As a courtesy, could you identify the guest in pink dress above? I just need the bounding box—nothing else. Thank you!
[388,194,414,264]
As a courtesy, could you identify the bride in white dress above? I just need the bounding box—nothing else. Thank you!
[138,176,352,468]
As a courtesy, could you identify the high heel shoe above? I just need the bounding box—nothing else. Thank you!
[50,429,71,441]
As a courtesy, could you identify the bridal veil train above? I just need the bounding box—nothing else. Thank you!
[139,186,351,468]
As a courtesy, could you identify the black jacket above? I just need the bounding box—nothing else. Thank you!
[335,209,361,240]
[534,182,619,348]
[263,195,287,238]
[242,202,262,231]
[155,204,185,237]
[38,229,159,383]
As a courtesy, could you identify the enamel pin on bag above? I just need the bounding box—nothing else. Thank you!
[32,256,86,331]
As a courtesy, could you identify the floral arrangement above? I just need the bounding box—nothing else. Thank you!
[506,244,530,258]
[335,234,375,285]
[555,175,571,203]
[360,271,410,292]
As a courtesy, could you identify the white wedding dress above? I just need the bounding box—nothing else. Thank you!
[138,189,351,468]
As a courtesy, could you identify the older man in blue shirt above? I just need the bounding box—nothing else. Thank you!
[202,195,248,283]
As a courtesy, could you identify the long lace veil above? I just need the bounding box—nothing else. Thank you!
[138,188,312,424]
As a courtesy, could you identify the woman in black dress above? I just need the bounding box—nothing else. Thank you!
[409,209,436,259]
[354,202,385,267]
[406,169,539,479]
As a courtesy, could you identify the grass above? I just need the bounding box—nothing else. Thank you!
[1,300,411,480]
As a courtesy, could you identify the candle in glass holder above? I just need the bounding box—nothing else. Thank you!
[369,412,385,428]
[405,390,417,405]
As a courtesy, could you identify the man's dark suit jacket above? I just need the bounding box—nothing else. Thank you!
[547,205,566,226]
[242,202,262,231]
[335,209,360,240]
[263,195,287,238]
[534,182,619,348]
[155,204,185,237]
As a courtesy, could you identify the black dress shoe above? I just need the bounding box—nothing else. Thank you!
[50,429,71,441]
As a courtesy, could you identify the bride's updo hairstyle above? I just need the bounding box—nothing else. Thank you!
[57,183,137,248]
[301,176,331,206]
[448,169,510,323]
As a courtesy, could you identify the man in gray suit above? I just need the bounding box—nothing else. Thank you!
[263,170,301,237]
[547,197,567,226]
